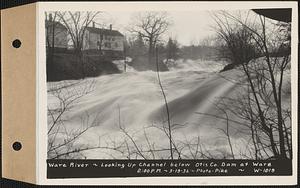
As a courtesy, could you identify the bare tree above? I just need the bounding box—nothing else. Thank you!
[57,11,101,78]
[211,10,291,159]
[114,104,211,159]
[129,11,171,65]
[47,79,97,159]
[154,47,174,159]
[45,12,65,65]
[198,35,216,47]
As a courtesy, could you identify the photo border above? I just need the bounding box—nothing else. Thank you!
[37,1,298,185]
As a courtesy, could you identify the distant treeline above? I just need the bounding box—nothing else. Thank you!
[179,45,219,60]
[124,35,220,61]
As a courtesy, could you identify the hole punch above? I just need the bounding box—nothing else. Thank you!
[12,39,21,48]
[12,141,22,151]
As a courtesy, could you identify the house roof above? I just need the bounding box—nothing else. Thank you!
[45,20,67,29]
[85,27,124,37]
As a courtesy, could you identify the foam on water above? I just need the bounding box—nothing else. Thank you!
[47,59,249,159]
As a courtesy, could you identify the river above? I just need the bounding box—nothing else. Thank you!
[47,59,252,159]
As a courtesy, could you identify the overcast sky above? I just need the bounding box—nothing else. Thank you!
[95,11,216,46]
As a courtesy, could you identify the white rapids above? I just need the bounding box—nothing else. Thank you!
[47,59,254,159]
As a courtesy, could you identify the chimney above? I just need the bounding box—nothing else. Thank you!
[93,21,95,28]
[109,24,112,30]
[49,13,53,21]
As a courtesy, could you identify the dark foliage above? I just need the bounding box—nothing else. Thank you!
[219,63,236,72]
[47,52,120,81]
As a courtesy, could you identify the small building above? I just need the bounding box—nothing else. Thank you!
[83,23,124,58]
[45,14,68,50]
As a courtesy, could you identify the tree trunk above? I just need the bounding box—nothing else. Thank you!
[148,37,154,66]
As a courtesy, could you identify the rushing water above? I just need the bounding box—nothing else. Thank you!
[48,59,251,159]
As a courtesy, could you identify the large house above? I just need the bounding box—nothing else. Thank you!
[45,14,68,50]
[83,23,124,58]
[45,16,124,58]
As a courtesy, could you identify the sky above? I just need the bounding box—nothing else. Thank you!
[94,11,216,46]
